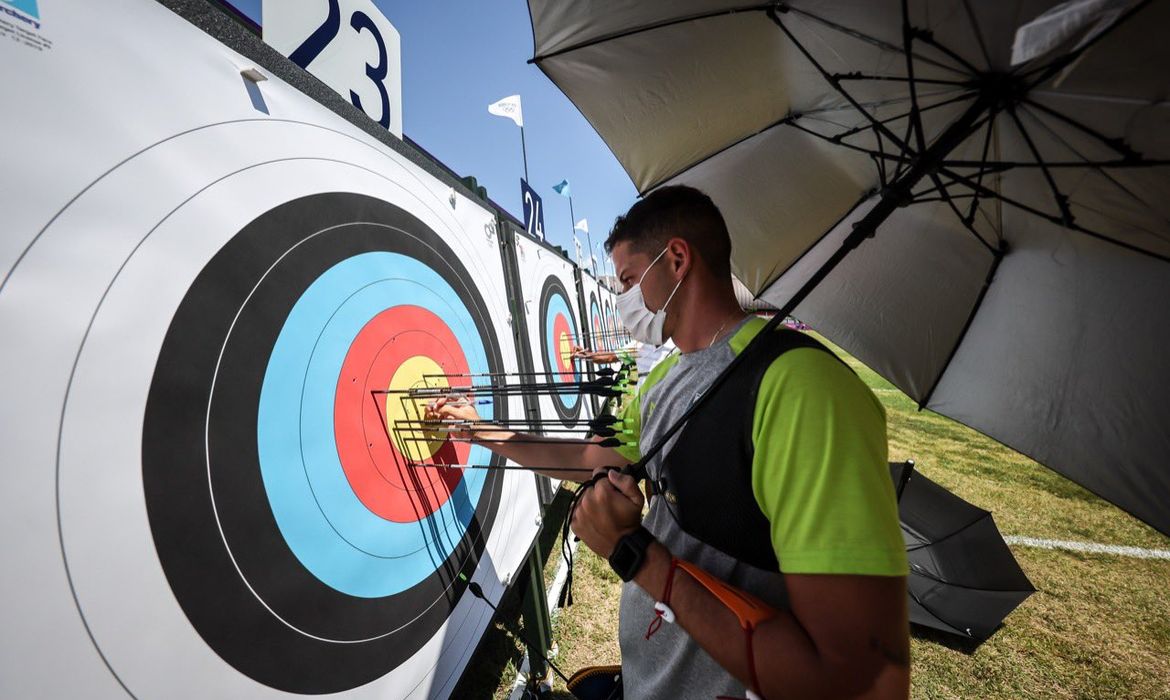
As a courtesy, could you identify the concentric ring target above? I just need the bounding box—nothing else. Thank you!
[589,293,605,352]
[538,276,583,425]
[602,298,617,351]
[142,192,507,693]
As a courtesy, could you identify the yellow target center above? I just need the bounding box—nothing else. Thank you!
[384,355,448,461]
[557,331,573,369]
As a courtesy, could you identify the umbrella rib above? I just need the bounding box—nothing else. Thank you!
[831,90,977,145]
[904,510,993,552]
[801,88,967,118]
[965,106,1000,226]
[646,88,965,191]
[960,0,994,71]
[923,171,998,254]
[1019,102,1170,231]
[938,167,1170,264]
[908,194,978,203]
[909,26,982,76]
[1006,106,1075,226]
[528,2,774,62]
[833,73,970,87]
[767,8,913,154]
[784,119,911,165]
[779,4,969,77]
[908,564,1036,594]
[1020,97,1141,160]
[944,159,1170,170]
[901,0,928,155]
[905,587,971,637]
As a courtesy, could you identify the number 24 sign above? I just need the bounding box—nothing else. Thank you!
[263,0,404,138]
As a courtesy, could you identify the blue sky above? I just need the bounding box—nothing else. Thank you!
[224,1,637,264]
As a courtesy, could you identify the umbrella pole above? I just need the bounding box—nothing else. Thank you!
[773,90,998,321]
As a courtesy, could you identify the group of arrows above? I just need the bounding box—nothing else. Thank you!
[370,347,639,474]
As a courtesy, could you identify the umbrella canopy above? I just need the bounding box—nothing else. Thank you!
[528,1,1170,535]
[891,461,1035,642]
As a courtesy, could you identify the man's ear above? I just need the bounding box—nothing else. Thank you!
[666,238,691,278]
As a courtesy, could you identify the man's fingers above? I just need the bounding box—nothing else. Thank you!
[607,470,644,506]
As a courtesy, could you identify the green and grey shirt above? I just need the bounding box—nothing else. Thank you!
[612,316,906,699]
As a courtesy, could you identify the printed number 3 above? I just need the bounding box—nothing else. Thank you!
[289,0,392,130]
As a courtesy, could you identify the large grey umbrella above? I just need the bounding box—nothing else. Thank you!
[528,1,1170,535]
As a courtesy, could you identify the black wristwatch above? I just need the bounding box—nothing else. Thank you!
[608,526,655,582]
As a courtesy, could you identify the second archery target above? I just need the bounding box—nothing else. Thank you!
[513,232,591,429]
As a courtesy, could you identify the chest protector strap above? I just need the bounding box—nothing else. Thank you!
[655,327,846,572]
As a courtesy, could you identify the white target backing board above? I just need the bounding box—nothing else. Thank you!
[511,231,594,431]
[0,1,541,698]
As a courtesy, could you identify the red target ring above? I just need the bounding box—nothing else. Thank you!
[334,305,469,523]
[552,312,574,382]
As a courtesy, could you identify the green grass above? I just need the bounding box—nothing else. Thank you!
[466,332,1170,699]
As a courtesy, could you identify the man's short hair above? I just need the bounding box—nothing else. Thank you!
[605,185,731,278]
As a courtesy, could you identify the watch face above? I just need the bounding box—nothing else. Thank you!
[612,543,636,572]
[610,530,646,581]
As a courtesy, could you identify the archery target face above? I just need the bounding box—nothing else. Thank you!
[514,234,588,428]
[143,192,508,693]
[602,297,618,351]
[0,3,538,697]
[577,274,607,416]
[591,294,606,351]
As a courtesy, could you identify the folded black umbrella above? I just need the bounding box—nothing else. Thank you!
[891,461,1035,643]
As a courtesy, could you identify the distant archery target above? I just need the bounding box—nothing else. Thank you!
[538,276,583,425]
[589,293,605,352]
[141,192,507,693]
[602,298,617,351]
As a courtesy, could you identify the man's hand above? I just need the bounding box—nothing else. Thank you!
[571,469,645,558]
[424,395,493,441]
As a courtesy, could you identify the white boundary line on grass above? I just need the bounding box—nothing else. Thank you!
[1005,536,1170,560]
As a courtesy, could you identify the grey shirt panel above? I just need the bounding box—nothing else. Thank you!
[617,319,788,700]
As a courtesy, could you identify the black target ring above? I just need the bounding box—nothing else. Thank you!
[142,192,506,694]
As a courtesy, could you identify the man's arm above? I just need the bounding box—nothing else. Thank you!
[573,473,909,699]
[635,541,909,698]
[427,397,629,481]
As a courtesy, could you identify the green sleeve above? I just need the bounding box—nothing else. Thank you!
[751,348,907,576]
[612,385,642,463]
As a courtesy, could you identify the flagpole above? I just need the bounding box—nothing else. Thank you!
[569,197,590,272]
[519,126,530,182]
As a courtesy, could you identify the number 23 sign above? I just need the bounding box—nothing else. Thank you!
[263,0,404,138]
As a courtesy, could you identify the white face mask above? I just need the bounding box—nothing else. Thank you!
[616,246,685,346]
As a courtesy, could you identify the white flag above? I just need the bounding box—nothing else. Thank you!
[487,95,523,127]
[573,236,583,265]
[574,218,589,234]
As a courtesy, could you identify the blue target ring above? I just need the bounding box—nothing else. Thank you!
[256,252,491,598]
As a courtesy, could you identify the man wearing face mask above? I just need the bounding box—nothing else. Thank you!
[429,185,909,699]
